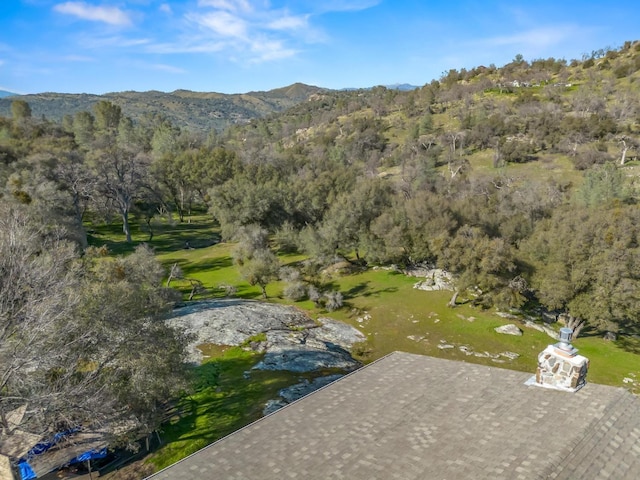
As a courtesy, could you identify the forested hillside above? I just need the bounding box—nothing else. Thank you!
[0,82,326,132]
[3,41,640,334]
[2,41,640,462]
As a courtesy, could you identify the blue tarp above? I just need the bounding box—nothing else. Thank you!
[25,427,81,457]
[70,447,108,464]
[18,460,36,480]
[18,427,105,479]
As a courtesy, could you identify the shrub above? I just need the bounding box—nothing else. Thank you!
[572,149,611,170]
[308,285,322,307]
[283,282,307,301]
[274,222,299,253]
[324,291,344,311]
[279,266,301,283]
[219,284,237,297]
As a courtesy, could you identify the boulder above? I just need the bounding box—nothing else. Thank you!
[494,324,523,336]
[168,300,316,363]
[278,374,343,403]
[413,268,454,291]
[253,330,360,372]
[314,317,366,349]
[500,351,520,360]
[168,300,362,371]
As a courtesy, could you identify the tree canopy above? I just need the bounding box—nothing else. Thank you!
[1,41,640,344]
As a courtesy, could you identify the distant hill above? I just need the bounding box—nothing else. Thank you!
[0,83,327,132]
[0,90,18,98]
[342,83,421,92]
[385,83,420,91]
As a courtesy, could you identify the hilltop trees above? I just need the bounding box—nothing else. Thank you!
[94,100,122,134]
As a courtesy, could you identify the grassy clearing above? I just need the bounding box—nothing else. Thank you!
[90,214,640,388]
[313,268,640,386]
[90,212,640,475]
[87,212,219,256]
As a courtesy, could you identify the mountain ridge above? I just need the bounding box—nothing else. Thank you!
[0,83,329,132]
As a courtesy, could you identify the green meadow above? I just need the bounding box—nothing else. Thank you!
[89,214,640,470]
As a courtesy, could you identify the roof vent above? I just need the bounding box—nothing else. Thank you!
[556,327,577,355]
[559,327,572,343]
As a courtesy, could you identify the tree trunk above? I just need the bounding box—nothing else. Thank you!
[566,315,586,340]
[260,284,268,299]
[448,290,459,308]
[122,210,132,243]
[145,218,154,242]
[0,411,10,434]
[620,140,629,166]
[72,195,89,248]
[166,263,181,288]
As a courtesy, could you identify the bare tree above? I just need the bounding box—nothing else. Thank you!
[0,207,190,448]
[92,145,151,242]
[52,151,97,248]
[616,135,637,166]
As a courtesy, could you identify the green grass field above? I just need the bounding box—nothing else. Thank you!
[89,212,640,472]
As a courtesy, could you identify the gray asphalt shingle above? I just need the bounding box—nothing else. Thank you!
[148,352,640,480]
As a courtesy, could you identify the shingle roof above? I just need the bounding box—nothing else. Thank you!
[148,352,640,480]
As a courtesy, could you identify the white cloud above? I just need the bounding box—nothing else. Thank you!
[267,14,309,31]
[250,39,297,62]
[81,35,151,48]
[198,0,252,13]
[150,63,186,74]
[190,11,248,38]
[54,2,132,26]
[159,3,172,15]
[146,0,370,63]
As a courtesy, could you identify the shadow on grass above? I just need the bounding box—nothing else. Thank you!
[151,350,316,469]
[87,235,141,256]
[87,216,219,256]
[572,324,601,339]
[342,281,398,300]
[615,335,640,355]
[344,282,370,299]
[179,256,234,275]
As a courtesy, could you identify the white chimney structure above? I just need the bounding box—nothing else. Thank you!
[531,327,589,392]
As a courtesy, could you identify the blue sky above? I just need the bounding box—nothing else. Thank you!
[1,0,639,95]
